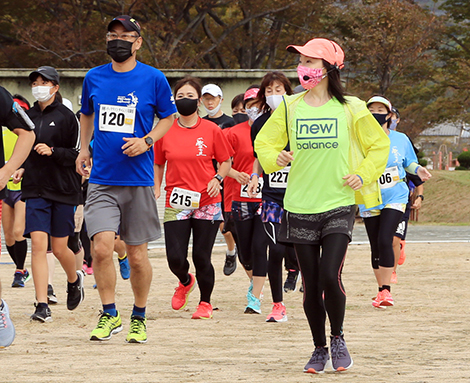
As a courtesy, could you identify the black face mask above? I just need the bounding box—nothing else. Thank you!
[107,40,133,63]
[372,113,390,126]
[176,98,199,116]
[233,113,249,125]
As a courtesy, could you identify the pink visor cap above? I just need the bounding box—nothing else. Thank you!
[287,38,345,69]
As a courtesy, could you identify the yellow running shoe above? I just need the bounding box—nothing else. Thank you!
[126,315,147,343]
[90,311,123,341]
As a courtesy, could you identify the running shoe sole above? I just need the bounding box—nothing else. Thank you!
[90,326,123,341]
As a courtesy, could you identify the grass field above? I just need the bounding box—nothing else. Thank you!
[413,170,470,224]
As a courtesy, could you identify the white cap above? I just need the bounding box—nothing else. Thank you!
[202,84,223,98]
[366,95,392,112]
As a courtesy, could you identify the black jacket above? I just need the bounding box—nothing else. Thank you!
[22,100,81,205]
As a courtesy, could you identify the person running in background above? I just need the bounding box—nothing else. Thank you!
[0,85,35,348]
[76,15,176,343]
[154,76,232,319]
[2,95,31,288]
[226,86,269,315]
[361,95,431,308]
[389,106,425,283]
[14,66,84,323]
[255,38,390,373]
[201,84,238,275]
[247,71,296,322]
[201,84,235,129]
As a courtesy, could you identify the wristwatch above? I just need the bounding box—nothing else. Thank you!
[143,135,154,150]
[416,194,424,201]
[214,174,223,183]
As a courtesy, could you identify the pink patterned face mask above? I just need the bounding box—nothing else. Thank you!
[297,65,325,90]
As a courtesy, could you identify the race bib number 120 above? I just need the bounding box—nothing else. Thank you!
[99,104,136,134]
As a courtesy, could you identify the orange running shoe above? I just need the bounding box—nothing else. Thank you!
[391,271,398,284]
[379,289,394,307]
[266,302,288,322]
[398,240,406,265]
[191,301,213,319]
[171,273,196,310]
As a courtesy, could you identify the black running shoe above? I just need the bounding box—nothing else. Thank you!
[47,284,58,304]
[67,271,84,310]
[31,304,52,323]
[223,248,237,276]
[283,269,299,293]
[11,272,25,288]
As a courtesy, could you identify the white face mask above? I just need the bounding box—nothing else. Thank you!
[266,94,284,111]
[32,85,55,102]
[204,100,222,118]
[246,106,262,122]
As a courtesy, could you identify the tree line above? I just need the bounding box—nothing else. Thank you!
[1,0,469,139]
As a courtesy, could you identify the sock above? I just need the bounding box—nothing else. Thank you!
[182,274,191,286]
[37,302,49,309]
[227,248,236,256]
[15,240,28,270]
[382,285,391,292]
[6,244,16,264]
[118,253,127,260]
[103,303,117,317]
[132,305,146,318]
[68,275,80,286]
[379,287,384,292]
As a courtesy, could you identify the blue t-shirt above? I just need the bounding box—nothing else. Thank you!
[81,62,176,186]
[360,130,418,211]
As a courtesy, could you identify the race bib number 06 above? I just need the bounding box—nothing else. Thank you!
[99,104,136,134]
[379,166,400,189]
[268,166,290,188]
[170,187,201,210]
[240,178,264,198]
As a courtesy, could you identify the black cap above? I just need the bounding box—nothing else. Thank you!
[108,15,141,36]
[29,66,60,84]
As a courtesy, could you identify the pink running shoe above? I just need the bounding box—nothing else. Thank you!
[391,271,398,284]
[372,291,386,309]
[172,273,196,310]
[398,240,406,265]
[379,289,394,307]
[86,266,93,276]
[266,302,288,322]
[191,301,213,319]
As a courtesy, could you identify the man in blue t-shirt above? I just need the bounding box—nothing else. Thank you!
[76,15,176,343]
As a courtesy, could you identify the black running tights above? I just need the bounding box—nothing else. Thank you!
[363,208,404,269]
[164,219,220,303]
[234,216,268,276]
[294,234,349,348]
[263,221,296,303]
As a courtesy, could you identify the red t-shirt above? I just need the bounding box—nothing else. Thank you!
[225,121,262,203]
[154,117,233,208]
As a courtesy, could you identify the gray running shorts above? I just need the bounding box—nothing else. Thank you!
[84,183,161,246]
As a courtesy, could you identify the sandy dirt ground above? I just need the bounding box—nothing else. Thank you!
[1,242,469,383]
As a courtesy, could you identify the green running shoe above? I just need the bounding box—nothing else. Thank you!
[126,315,147,343]
[90,311,122,341]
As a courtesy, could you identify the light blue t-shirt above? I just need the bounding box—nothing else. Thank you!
[359,130,418,211]
[81,61,176,186]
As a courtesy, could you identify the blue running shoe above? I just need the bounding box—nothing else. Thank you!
[0,299,15,347]
[119,255,130,280]
[244,292,261,314]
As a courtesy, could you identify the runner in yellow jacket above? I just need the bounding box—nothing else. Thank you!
[254,37,389,375]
